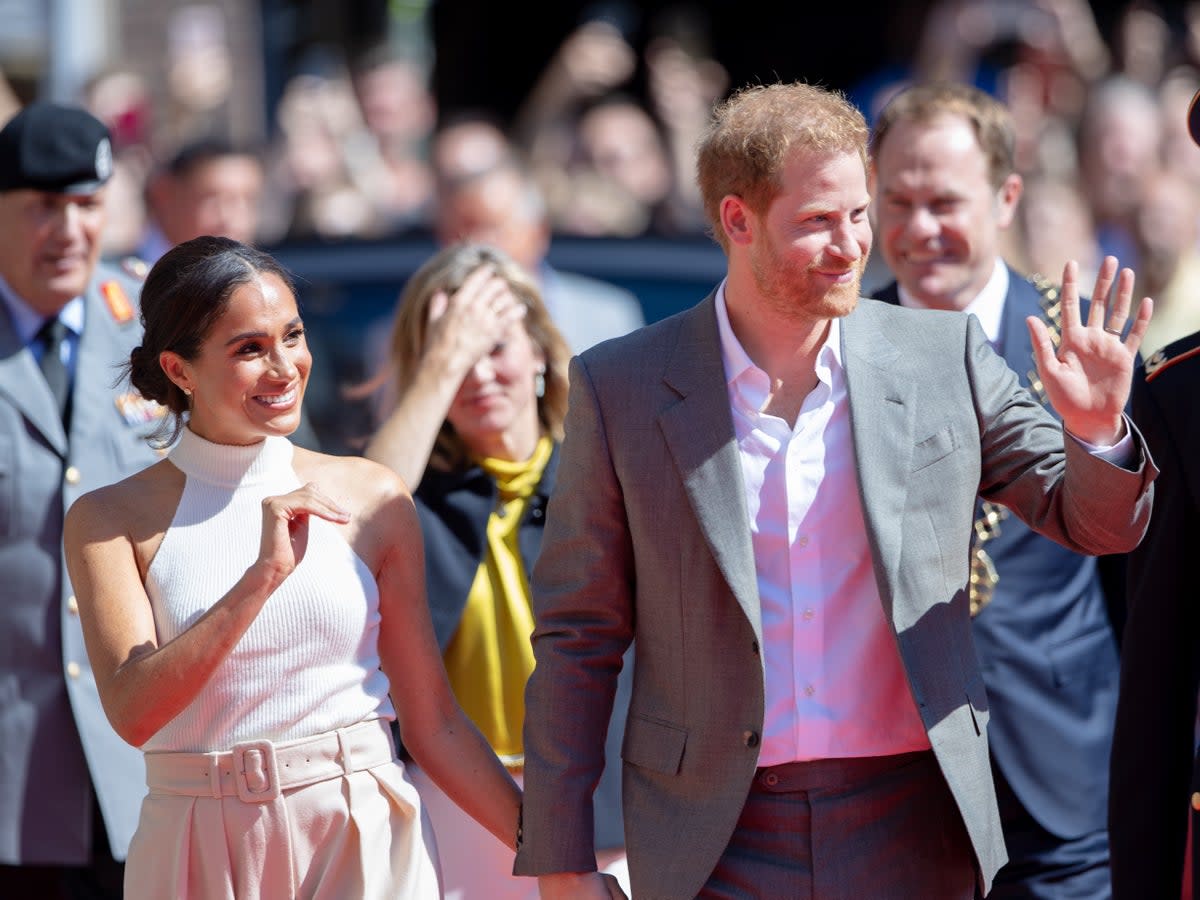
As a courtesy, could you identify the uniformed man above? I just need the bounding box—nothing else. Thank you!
[1108,88,1200,900]
[0,102,162,898]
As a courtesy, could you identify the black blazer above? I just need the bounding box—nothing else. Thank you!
[1109,329,1200,899]
[414,446,631,850]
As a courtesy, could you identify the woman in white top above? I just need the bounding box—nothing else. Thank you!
[63,235,521,899]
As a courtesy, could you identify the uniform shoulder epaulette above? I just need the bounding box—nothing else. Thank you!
[120,256,150,281]
[99,279,135,323]
[1144,331,1200,382]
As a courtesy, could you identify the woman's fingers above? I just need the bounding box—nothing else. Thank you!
[263,483,350,526]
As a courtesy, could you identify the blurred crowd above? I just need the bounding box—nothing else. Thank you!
[2,0,1200,355]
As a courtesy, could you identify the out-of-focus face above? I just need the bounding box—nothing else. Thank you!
[742,148,871,324]
[577,103,672,206]
[445,311,544,461]
[166,156,264,246]
[0,186,107,316]
[873,113,1020,311]
[169,272,310,446]
[436,171,547,274]
[1079,98,1161,223]
[1136,171,1200,289]
[355,61,435,147]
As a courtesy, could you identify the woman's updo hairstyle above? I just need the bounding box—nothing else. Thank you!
[126,235,296,446]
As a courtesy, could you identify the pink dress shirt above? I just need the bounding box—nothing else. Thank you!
[714,284,931,766]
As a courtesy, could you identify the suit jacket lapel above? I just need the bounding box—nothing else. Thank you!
[998,268,1036,386]
[0,298,67,456]
[658,295,762,639]
[842,303,915,614]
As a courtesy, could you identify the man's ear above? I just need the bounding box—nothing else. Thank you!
[995,173,1023,230]
[720,194,755,247]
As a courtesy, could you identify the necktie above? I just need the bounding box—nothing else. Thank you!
[36,316,71,424]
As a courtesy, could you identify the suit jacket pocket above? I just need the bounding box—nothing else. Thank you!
[622,713,687,775]
[911,425,959,472]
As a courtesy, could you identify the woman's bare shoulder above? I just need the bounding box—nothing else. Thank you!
[293,448,412,509]
[67,458,184,544]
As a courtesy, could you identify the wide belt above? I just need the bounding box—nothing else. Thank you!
[143,718,395,803]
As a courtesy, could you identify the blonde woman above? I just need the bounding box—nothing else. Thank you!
[365,243,629,899]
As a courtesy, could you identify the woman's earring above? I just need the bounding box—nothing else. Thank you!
[534,367,546,398]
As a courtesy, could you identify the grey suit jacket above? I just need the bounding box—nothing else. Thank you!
[0,263,161,864]
[515,293,1155,899]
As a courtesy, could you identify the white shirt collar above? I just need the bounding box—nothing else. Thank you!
[714,279,843,397]
[896,258,1008,346]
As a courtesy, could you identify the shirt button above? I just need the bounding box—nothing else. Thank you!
[743,730,760,748]
[797,535,809,548]
[66,661,81,679]
[67,595,79,615]
[802,608,815,621]
[804,685,816,697]
[65,466,81,485]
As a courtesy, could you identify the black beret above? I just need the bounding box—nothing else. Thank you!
[0,102,113,194]
[1189,89,1200,147]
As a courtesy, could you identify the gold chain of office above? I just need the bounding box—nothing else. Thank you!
[968,274,1062,617]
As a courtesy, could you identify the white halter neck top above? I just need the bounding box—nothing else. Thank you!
[141,427,394,752]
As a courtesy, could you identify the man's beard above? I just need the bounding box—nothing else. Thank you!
[751,240,865,322]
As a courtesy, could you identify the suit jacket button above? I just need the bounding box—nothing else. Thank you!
[751,640,760,654]
[1192,792,1200,811]
[743,730,759,748]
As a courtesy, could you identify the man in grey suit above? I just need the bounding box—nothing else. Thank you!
[515,82,1156,899]
[433,157,645,353]
[0,103,162,897]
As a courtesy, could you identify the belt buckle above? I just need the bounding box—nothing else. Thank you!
[232,739,281,803]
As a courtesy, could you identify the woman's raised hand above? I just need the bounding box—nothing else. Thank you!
[424,264,527,376]
[257,483,350,582]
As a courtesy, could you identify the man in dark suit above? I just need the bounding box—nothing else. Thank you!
[1107,89,1200,900]
[515,81,1155,900]
[869,82,1125,899]
[0,102,163,898]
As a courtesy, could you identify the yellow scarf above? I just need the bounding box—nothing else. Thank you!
[443,435,553,765]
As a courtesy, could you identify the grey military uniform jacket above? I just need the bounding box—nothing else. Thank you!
[0,262,161,864]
